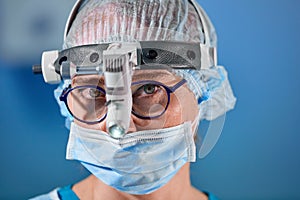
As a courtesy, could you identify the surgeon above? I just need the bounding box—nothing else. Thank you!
[31,0,236,199]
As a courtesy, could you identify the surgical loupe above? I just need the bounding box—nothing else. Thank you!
[33,41,214,138]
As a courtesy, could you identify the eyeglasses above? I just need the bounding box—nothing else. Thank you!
[59,79,187,124]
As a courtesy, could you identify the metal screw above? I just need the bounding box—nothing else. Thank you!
[187,50,196,60]
[90,53,99,63]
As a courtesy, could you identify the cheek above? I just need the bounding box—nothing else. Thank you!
[162,94,184,128]
[132,94,183,130]
[182,91,199,122]
[164,89,198,128]
[134,116,167,130]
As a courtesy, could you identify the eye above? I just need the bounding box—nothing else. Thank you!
[143,84,156,94]
[77,87,105,100]
[89,88,101,98]
[134,84,160,96]
[132,83,168,118]
[133,83,162,99]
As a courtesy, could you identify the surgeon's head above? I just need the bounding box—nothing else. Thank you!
[62,0,207,134]
[47,0,236,195]
[56,0,235,132]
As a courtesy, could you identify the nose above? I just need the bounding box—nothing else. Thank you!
[127,116,137,133]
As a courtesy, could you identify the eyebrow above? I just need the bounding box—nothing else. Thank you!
[132,70,176,82]
[72,70,179,85]
[72,76,104,85]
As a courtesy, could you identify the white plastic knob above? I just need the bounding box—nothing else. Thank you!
[41,50,61,84]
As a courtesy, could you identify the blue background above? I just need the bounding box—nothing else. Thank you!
[0,0,300,199]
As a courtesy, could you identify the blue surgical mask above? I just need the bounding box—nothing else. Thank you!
[66,121,196,195]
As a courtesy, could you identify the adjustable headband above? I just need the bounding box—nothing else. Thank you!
[54,41,202,78]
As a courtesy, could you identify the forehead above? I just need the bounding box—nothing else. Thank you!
[72,69,182,85]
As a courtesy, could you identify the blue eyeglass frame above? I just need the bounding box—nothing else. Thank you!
[59,79,187,124]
